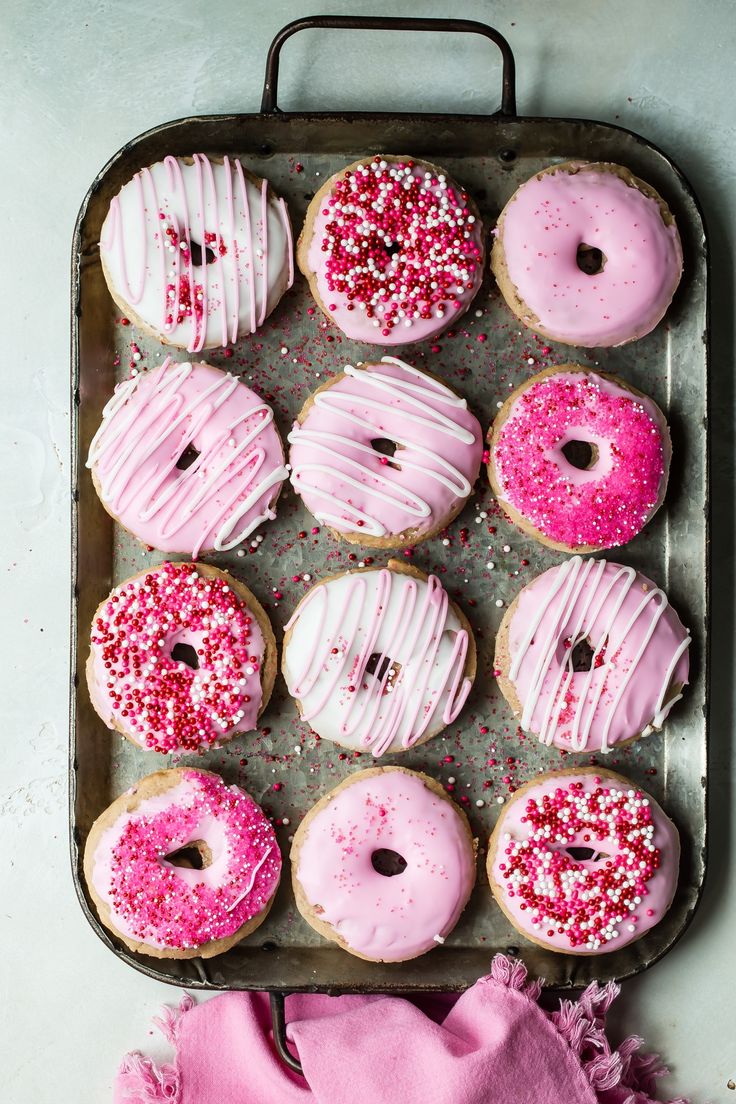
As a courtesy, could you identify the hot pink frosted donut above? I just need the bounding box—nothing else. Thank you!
[488,367,670,552]
[86,358,287,557]
[87,561,276,754]
[84,768,282,958]
[495,557,690,754]
[288,357,484,546]
[297,156,485,344]
[291,767,476,962]
[491,162,683,347]
[487,769,680,955]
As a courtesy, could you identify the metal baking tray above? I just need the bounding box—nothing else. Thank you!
[70,14,709,1013]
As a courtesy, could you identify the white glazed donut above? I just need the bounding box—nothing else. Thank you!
[99,154,294,350]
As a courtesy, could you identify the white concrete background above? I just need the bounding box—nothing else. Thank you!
[2,1,734,1100]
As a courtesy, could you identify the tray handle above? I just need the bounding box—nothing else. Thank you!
[260,15,516,117]
[270,991,304,1076]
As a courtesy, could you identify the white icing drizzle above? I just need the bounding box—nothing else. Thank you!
[225,845,273,913]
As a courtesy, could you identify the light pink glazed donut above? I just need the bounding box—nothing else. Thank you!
[99,154,294,351]
[83,768,282,959]
[488,366,670,552]
[487,769,680,955]
[86,562,277,754]
[494,557,690,753]
[288,357,484,548]
[291,767,476,962]
[491,162,683,347]
[297,156,485,345]
[86,358,288,557]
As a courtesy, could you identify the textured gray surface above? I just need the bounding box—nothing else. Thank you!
[3,0,734,1100]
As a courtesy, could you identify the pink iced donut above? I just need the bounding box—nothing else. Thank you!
[495,557,690,753]
[86,358,287,557]
[491,162,683,347]
[297,156,485,344]
[83,768,282,959]
[291,767,476,962]
[288,357,484,547]
[488,366,670,552]
[86,561,277,754]
[487,769,680,955]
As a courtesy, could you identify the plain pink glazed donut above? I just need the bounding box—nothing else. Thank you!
[84,768,282,958]
[491,161,683,347]
[487,768,680,955]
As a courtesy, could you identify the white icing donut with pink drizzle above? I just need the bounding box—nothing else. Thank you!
[100,155,294,350]
[495,557,690,754]
[491,162,683,347]
[487,768,680,955]
[282,562,476,756]
[288,357,483,547]
[84,768,282,958]
[86,359,288,557]
[292,767,476,962]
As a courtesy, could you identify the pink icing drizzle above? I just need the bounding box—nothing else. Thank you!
[295,770,474,960]
[91,770,281,950]
[498,164,682,346]
[492,370,667,549]
[491,772,679,954]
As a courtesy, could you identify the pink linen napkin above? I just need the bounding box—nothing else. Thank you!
[115,955,687,1104]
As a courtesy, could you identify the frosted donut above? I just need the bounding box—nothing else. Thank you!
[487,365,670,552]
[297,155,485,344]
[86,561,277,754]
[86,358,288,557]
[99,154,294,350]
[494,557,690,754]
[288,357,484,548]
[491,162,682,347]
[83,768,281,959]
[282,560,476,756]
[487,768,680,955]
[291,766,476,962]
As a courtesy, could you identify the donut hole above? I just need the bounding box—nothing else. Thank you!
[561,439,598,471]
[188,238,217,267]
[176,444,200,471]
[570,638,596,672]
[371,437,401,471]
[165,840,212,869]
[171,642,199,670]
[365,652,401,691]
[371,848,408,877]
[565,846,608,863]
[576,242,607,276]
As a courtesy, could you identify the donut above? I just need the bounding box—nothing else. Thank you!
[288,357,484,548]
[86,561,277,754]
[297,156,485,344]
[83,768,281,959]
[86,358,288,557]
[487,768,680,955]
[491,161,682,347]
[283,561,476,756]
[494,556,690,753]
[99,154,293,350]
[487,365,670,552]
[291,766,476,962]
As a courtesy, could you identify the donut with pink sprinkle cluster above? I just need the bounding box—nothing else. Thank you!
[297,155,485,344]
[84,768,281,959]
[487,768,680,955]
[86,561,277,754]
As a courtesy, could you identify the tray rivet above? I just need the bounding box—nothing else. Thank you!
[498,148,517,163]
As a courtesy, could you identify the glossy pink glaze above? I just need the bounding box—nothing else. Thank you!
[491,772,679,954]
[504,558,690,753]
[90,770,281,951]
[295,770,475,960]
[88,562,266,753]
[86,359,287,557]
[307,158,484,344]
[492,370,667,549]
[289,358,483,539]
[498,164,682,346]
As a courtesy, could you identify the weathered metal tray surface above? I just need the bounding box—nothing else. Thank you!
[71,84,708,993]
